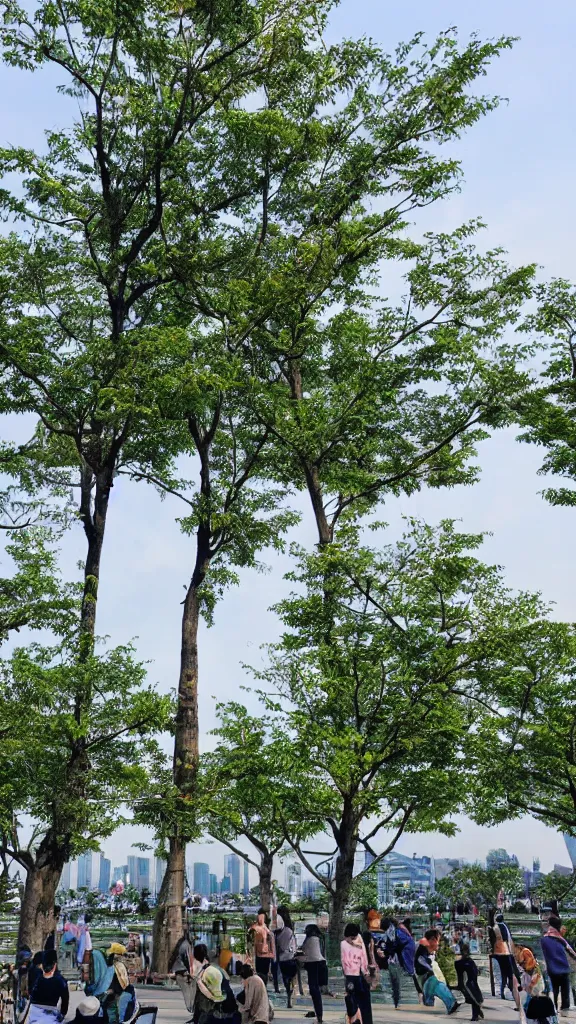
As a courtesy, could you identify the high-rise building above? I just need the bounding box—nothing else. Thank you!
[210,873,219,895]
[564,835,576,869]
[112,865,128,885]
[77,852,93,889]
[486,849,519,871]
[434,858,466,883]
[220,874,231,894]
[302,879,320,898]
[224,854,241,894]
[364,851,376,870]
[59,863,71,892]
[376,852,434,903]
[154,858,167,896]
[286,860,302,898]
[127,856,151,891]
[194,862,210,897]
[243,860,249,896]
[98,855,111,892]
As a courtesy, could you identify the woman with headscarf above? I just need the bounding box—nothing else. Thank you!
[101,944,136,1024]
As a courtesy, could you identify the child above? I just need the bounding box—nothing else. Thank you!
[455,943,484,1021]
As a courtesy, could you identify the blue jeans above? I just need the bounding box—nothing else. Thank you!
[424,976,457,1011]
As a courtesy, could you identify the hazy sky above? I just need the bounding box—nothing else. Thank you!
[2,0,576,881]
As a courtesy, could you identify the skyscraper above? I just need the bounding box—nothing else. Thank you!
[59,863,71,892]
[77,852,93,889]
[286,860,302,897]
[224,854,241,894]
[243,860,249,896]
[98,855,111,892]
[220,874,231,894]
[210,874,219,895]
[565,835,576,869]
[112,865,128,885]
[127,855,151,891]
[154,858,167,896]
[194,862,210,897]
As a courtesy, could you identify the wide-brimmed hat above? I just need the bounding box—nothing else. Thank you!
[106,942,127,956]
[197,966,225,1003]
[76,997,101,1017]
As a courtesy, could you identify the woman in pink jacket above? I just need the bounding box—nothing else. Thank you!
[341,924,373,1024]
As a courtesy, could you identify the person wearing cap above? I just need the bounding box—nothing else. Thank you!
[196,964,238,1024]
[29,950,69,1020]
[102,944,135,1024]
[74,996,103,1024]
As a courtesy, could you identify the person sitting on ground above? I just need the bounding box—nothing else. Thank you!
[415,929,461,1016]
[238,965,273,1024]
[455,943,484,1021]
[30,949,69,1020]
[196,963,238,1024]
[74,995,104,1024]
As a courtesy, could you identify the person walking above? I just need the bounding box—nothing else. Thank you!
[455,943,484,1021]
[168,929,206,1021]
[541,915,576,1017]
[29,950,70,1024]
[374,917,416,1009]
[238,965,273,1024]
[249,911,275,988]
[300,924,327,1024]
[272,906,298,1008]
[415,929,461,1015]
[489,913,518,1001]
[341,923,373,1024]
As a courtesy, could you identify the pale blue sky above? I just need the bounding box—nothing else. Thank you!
[2,0,575,879]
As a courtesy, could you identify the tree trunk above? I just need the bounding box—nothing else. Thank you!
[328,816,357,948]
[153,567,205,971]
[259,850,274,915]
[18,861,62,951]
[151,836,186,974]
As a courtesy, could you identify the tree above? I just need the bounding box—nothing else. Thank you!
[252,519,536,942]
[0,622,171,948]
[200,703,315,914]
[435,864,524,912]
[469,618,576,841]
[348,868,379,913]
[535,871,576,908]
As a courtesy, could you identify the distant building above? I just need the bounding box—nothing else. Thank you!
[112,864,128,885]
[302,879,320,898]
[127,856,150,892]
[376,852,434,904]
[224,854,241,894]
[154,858,167,896]
[434,858,467,882]
[564,835,576,869]
[77,852,93,890]
[243,861,250,896]
[554,864,573,876]
[220,874,231,894]
[364,851,376,870]
[210,873,219,895]
[59,863,71,892]
[98,855,111,892]
[286,860,302,898]
[486,849,519,870]
[194,862,210,897]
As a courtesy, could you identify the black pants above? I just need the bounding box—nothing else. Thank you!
[306,962,324,1022]
[280,961,298,1004]
[549,972,571,1011]
[255,957,272,986]
[494,954,515,998]
[271,958,280,992]
[344,976,372,1024]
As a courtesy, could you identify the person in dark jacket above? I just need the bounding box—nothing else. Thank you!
[541,916,576,1016]
[415,930,461,1015]
[30,950,69,1018]
[455,944,484,1021]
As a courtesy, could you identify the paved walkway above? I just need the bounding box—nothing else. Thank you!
[65,988,537,1024]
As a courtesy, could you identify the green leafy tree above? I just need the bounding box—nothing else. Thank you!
[0,625,171,948]
[200,703,316,914]
[253,520,534,941]
[348,868,379,913]
[435,864,524,911]
[536,871,576,907]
